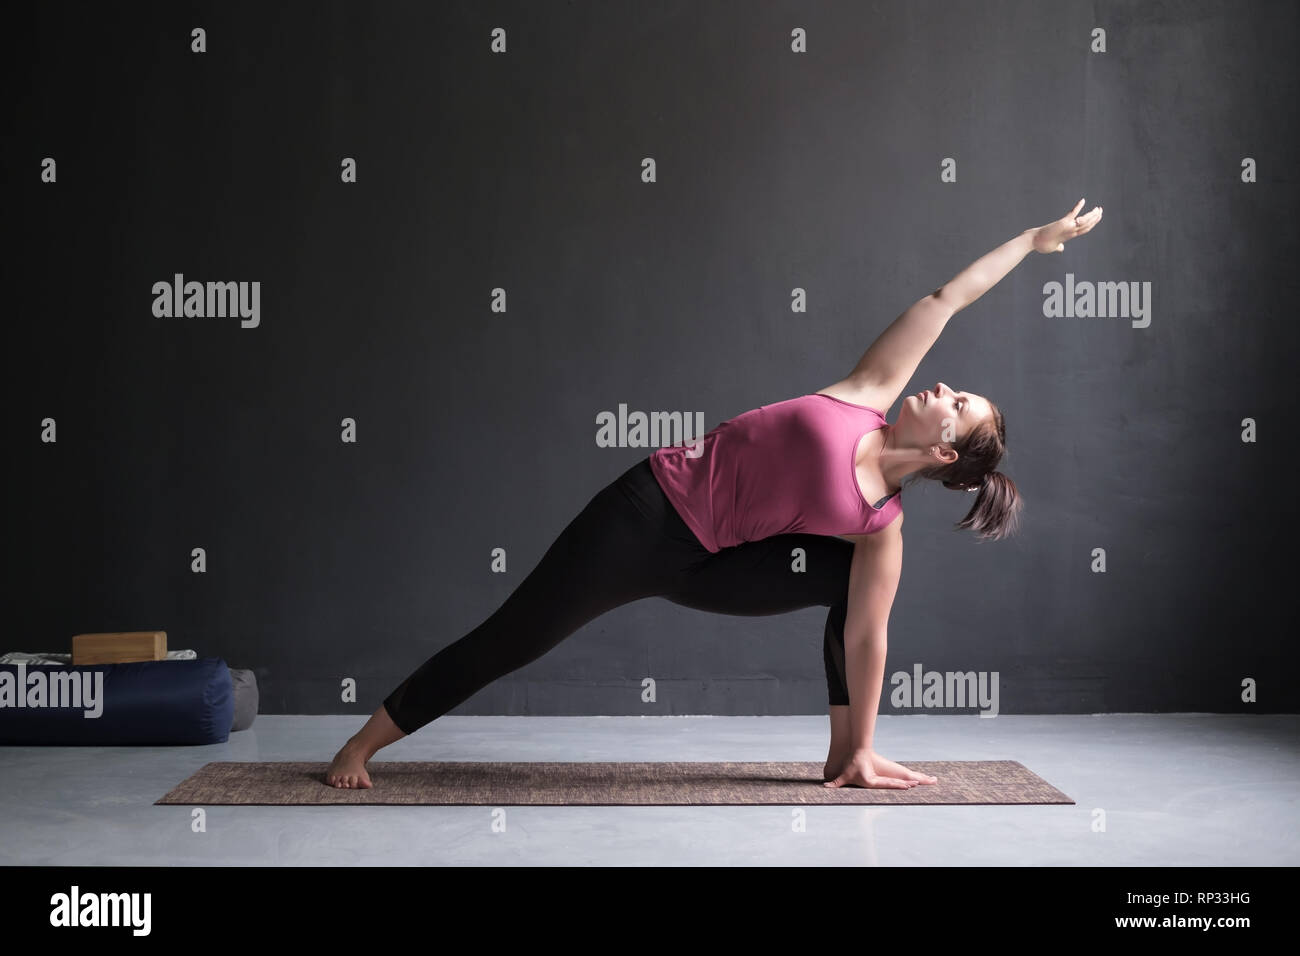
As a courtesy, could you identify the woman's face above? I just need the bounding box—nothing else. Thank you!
[901,382,993,445]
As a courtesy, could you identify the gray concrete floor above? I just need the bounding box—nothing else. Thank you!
[1,714,1295,866]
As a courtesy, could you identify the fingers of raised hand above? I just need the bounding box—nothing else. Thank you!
[1074,206,1103,233]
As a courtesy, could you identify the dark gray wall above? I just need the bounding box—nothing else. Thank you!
[15,0,1298,717]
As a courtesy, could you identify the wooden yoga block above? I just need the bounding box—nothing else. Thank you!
[71,631,168,665]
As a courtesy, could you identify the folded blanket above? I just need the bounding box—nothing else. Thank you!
[0,650,198,665]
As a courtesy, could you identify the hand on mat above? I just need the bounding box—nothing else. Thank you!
[823,749,935,789]
[868,751,937,785]
[1031,198,1103,254]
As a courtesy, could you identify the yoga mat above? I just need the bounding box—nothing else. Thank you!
[155,760,1074,806]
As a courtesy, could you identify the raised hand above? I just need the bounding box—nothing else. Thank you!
[1032,198,1103,253]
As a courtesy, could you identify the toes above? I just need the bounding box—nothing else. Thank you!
[325,766,373,790]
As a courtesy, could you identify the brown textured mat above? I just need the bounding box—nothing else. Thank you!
[155,760,1073,806]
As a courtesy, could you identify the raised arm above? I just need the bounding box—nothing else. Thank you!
[819,200,1103,412]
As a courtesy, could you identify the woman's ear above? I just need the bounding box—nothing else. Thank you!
[930,445,958,466]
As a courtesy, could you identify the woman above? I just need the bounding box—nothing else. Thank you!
[326,199,1103,791]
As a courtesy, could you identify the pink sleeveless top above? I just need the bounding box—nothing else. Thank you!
[648,393,903,553]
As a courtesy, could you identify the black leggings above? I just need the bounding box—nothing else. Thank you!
[382,457,856,735]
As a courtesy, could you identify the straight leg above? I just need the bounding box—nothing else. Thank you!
[326,458,680,788]
[382,465,673,736]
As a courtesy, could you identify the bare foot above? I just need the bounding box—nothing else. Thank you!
[326,740,373,789]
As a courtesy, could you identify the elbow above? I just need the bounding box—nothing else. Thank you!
[930,287,962,316]
[845,629,888,649]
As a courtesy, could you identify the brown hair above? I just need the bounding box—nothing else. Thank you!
[901,399,1023,541]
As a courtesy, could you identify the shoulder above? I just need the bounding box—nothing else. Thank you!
[840,511,904,547]
[813,381,899,416]
[839,519,904,591]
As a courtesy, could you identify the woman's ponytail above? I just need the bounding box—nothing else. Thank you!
[955,469,1023,541]
[903,398,1024,541]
